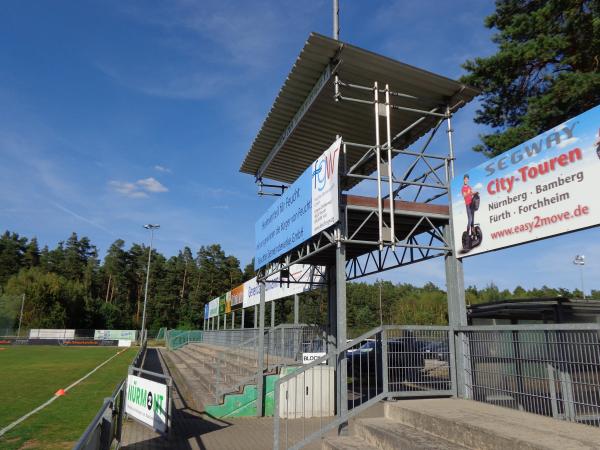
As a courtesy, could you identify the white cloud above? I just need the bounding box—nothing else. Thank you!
[154,165,171,173]
[109,177,168,198]
[137,177,168,193]
[473,182,483,190]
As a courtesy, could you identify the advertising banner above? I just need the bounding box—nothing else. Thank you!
[242,264,325,308]
[208,298,219,318]
[29,329,75,339]
[225,291,232,314]
[204,304,209,319]
[94,330,137,341]
[219,295,226,315]
[255,138,341,269]
[231,284,244,309]
[452,104,600,258]
[126,374,168,433]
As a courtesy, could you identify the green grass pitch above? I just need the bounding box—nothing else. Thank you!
[0,345,134,450]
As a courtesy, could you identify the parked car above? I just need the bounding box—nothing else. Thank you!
[422,340,449,362]
[347,332,426,385]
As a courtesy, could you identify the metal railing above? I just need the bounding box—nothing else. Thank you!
[274,323,600,450]
[207,325,327,403]
[73,340,148,450]
[166,330,203,350]
[458,324,600,427]
[169,325,328,404]
[273,325,453,450]
[73,379,127,450]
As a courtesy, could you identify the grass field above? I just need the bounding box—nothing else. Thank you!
[0,345,134,450]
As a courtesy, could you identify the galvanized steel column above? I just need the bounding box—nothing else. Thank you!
[336,241,348,435]
[254,305,258,329]
[294,294,299,324]
[271,301,275,328]
[256,281,266,416]
[444,225,469,398]
[241,308,245,329]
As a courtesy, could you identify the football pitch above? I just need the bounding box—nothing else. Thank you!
[0,345,134,450]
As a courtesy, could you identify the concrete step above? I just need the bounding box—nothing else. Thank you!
[385,398,600,450]
[355,418,467,450]
[182,345,259,372]
[161,350,211,411]
[177,346,256,374]
[322,436,378,450]
[167,347,255,402]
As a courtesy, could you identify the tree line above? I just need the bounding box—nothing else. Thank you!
[0,230,596,336]
[0,230,252,332]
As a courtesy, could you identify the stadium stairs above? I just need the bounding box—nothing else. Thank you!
[161,342,289,418]
[323,398,600,450]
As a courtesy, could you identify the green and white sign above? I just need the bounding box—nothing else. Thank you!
[94,329,137,340]
[126,374,168,433]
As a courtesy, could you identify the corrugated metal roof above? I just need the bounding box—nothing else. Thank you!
[240,32,479,184]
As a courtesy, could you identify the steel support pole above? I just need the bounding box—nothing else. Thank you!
[241,308,245,329]
[444,109,470,397]
[271,301,275,328]
[254,305,258,329]
[336,241,348,435]
[232,311,235,330]
[256,282,266,417]
[294,294,299,324]
[327,266,337,358]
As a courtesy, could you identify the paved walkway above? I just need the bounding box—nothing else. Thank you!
[121,348,368,450]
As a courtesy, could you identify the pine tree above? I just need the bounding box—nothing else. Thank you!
[461,0,600,157]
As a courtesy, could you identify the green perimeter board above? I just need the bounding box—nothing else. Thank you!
[0,346,133,450]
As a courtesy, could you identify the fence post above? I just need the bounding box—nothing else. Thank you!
[256,282,266,417]
[381,327,389,398]
[273,378,280,450]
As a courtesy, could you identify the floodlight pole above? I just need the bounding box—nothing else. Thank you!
[141,224,160,343]
[333,0,339,40]
[17,293,25,337]
[573,255,585,299]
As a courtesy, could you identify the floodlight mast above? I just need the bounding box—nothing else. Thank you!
[333,0,339,40]
[573,254,586,299]
[141,224,160,342]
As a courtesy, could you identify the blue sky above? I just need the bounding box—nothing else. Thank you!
[1,0,598,294]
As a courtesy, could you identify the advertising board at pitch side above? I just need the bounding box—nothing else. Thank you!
[452,104,600,257]
[126,374,168,433]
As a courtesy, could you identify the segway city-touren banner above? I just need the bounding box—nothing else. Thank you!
[451,104,600,258]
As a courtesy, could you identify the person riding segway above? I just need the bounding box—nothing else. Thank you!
[461,174,482,250]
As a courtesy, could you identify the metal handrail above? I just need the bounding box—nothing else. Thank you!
[73,340,147,450]
[273,325,455,450]
[73,379,126,450]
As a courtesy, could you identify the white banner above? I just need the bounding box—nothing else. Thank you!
[126,375,168,433]
[255,139,341,269]
[452,104,600,257]
[208,298,219,318]
[312,138,341,235]
[94,330,137,340]
[29,329,75,339]
[242,264,325,308]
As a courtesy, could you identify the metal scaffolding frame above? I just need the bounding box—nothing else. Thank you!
[239,33,476,421]
[255,77,464,284]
